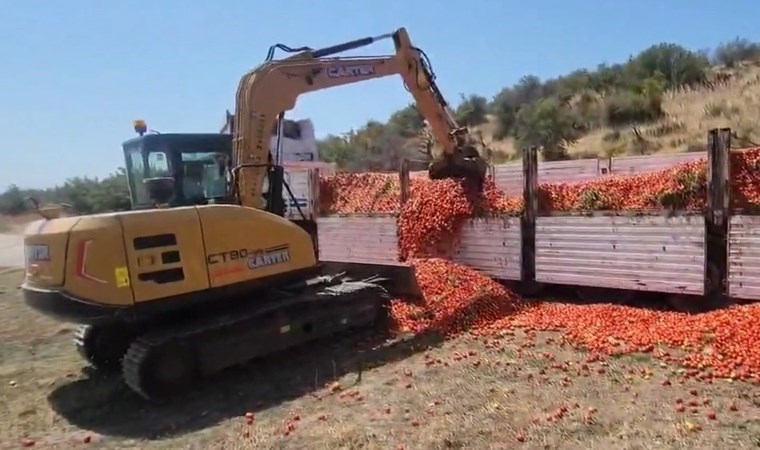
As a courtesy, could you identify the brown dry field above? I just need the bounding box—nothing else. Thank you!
[1,269,760,450]
[0,214,38,234]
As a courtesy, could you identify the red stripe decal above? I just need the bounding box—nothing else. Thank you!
[76,240,107,284]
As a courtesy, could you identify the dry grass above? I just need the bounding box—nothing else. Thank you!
[475,63,760,161]
[0,213,39,235]
[2,270,760,449]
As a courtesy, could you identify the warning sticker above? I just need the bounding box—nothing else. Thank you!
[115,266,130,288]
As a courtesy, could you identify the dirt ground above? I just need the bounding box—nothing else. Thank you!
[1,270,759,450]
[0,213,37,234]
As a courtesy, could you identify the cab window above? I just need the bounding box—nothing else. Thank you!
[126,148,172,206]
[180,152,228,200]
[148,152,170,177]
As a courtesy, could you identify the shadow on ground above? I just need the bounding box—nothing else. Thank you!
[47,327,444,441]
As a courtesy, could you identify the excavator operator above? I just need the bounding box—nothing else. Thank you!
[182,162,206,203]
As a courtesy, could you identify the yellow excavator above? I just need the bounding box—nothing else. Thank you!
[21,28,488,399]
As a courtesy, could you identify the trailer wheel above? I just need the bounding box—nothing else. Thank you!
[514,281,544,297]
[667,294,705,314]
[575,287,632,304]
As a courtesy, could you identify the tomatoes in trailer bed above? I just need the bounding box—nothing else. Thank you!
[319,173,402,214]
[319,147,760,215]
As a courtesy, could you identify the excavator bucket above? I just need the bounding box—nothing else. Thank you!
[428,148,489,189]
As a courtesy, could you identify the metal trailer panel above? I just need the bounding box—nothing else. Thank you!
[494,159,603,196]
[610,153,704,175]
[728,215,760,300]
[316,216,521,279]
[535,215,705,294]
[316,216,403,265]
[282,169,315,220]
[452,217,522,280]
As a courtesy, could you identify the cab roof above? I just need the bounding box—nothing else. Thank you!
[122,133,232,148]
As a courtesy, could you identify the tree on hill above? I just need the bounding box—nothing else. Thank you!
[515,97,581,161]
[0,185,27,215]
[319,37,756,168]
[0,170,131,217]
[455,94,489,127]
[714,38,760,68]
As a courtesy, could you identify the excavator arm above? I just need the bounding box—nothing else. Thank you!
[232,28,488,209]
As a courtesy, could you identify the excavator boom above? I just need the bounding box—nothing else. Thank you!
[232,28,488,208]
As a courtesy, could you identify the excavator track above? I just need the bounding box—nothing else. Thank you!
[74,324,135,372]
[122,276,390,400]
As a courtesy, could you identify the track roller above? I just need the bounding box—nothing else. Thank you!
[74,324,135,372]
[122,336,198,400]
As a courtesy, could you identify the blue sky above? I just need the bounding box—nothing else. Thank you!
[2,0,759,189]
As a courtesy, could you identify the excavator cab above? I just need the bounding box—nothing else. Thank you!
[122,133,232,209]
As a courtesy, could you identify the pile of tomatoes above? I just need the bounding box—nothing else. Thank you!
[388,258,524,336]
[318,173,401,214]
[317,149,760,381]
[539,160,707,211]
[394,261,760,381]
[538,147,760,212]
[730,148,760,209]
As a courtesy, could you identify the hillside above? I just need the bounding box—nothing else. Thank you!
[317,38,760,168]
[476,63,760,161]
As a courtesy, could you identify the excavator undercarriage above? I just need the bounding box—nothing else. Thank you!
[75,273,389,399]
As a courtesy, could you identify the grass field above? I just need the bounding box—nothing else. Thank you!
[1,269,759,449]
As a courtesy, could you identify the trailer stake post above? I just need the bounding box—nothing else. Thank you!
[520,146,539,294]
[704,128,731,309]
[399,159,410,205]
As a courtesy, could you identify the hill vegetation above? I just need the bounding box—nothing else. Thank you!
[319,37,760,165]
[3,38,760,217]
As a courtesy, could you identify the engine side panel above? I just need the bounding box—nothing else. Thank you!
[65,215,135,307]
[23,217,81,287]
[118,207,210,303]
[195,204,317,288]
